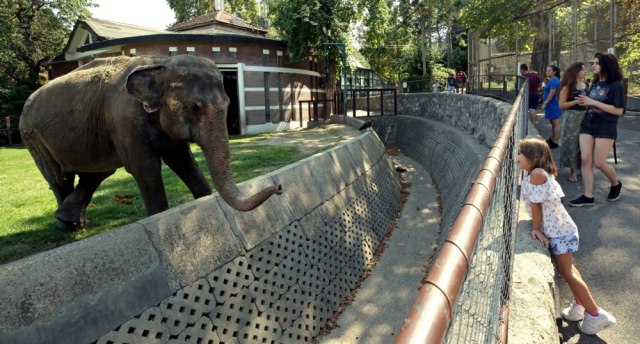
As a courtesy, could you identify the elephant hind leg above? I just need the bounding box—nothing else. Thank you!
[54,171,115,230]
[23,132,74,205]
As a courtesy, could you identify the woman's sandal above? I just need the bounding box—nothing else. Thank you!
[568,175,578,182]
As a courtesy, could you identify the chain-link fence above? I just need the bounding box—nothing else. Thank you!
[444,79,526,343]
[469,1,623,85]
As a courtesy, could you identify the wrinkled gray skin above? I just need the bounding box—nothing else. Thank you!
[19,55,282,230]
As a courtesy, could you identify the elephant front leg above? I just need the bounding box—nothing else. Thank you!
[161,142,212,199]
[127,157,170,216]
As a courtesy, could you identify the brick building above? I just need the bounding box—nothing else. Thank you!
[48,11,328,135]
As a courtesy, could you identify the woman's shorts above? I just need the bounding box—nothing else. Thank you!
[528,94,539,110]
[548,233,579,255]
[580,112,618,140]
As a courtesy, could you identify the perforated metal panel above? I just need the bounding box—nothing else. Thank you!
[97,307,170,344]
[302,295,334,336]
[207,256,255,303]
[96,152,402,344]
[159,279,217,335]
[166,317,220,344]
[209,289,257,343]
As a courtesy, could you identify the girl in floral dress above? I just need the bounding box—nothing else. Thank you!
[518,137,615,335]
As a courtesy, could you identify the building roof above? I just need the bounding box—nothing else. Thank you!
[168,11,267,35]
[84,18,168,40]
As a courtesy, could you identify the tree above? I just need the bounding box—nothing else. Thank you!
[166,0,212,23]
[166,0,265,26]
[616,0,640,72]
[0,0,94,117]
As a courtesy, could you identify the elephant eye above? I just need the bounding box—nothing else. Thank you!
[188,101,201,113]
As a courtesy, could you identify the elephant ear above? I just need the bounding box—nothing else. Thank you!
[126,64,165,113]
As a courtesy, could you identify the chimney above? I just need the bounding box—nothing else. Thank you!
[213,0,223,11]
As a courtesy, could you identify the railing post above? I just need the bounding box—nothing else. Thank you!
[366,90,370,116]
[352,90,356,117]
[380,89,384,116]
[394,89,398,115]
[5,116,12,146]
[503,76,507,99]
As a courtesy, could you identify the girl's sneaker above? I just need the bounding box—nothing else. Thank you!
[578,308,616,335]
[561,300,585,321]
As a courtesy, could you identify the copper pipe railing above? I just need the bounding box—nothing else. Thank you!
[395,83,526,344]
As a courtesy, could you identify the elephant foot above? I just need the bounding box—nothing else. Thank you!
[54,209,84,231]
[56,219,79,232]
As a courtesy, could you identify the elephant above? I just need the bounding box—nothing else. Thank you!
[19,55,282,230]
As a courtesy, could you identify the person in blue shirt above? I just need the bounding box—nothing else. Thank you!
[542,65,562,148]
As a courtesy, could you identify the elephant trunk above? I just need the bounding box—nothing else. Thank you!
[201,135,282,212]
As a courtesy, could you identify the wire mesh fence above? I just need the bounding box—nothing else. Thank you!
[469,1,625,86]
[443,80,527,343]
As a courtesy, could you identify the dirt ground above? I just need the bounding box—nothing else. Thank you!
[233,124,363,155]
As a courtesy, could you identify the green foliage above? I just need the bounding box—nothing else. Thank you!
[0,0,94,117]
[269,0,362,62]
[166,0,265,26]
[166,0,212,23]
[616,0,640,73]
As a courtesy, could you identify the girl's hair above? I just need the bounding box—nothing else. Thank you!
[518,137,557,176]
[548,65,561,79]
[594,52,623,83]
[560,62,584,96]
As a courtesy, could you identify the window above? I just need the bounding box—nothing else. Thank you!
[129,48,136,57]
[229,47,237,59]
[187,47,195,56]
[262,49,270,65]
[264,72,271,122]
[276,51,283,67]
[169,47,178,56]
[212,47,221,59]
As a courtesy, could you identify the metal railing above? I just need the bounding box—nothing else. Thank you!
[332,88,398,117]
[395,78,528,343]
[297,96,336,125]
[0,116,21,146]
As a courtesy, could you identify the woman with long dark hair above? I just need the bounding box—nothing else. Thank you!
[569,52,625,207]
[558,62,588,182]
[542,65,562,148]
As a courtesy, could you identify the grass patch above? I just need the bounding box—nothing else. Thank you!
[0,134,317,263]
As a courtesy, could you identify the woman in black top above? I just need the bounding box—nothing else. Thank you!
[569,52,625,207]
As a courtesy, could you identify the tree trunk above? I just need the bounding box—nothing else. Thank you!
[530,12,549,73]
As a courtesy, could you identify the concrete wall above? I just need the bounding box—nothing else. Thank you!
[348,92,557,342]
[0,127,401,344]
[359,93,508,235]
[627,96,640,112]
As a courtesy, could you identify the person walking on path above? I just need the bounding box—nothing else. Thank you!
[446,75,456,93]
[520,64,542,125]
[559,62,588,182]
[542,65,562,149]
[518,137,616,335]
[569,52,625,207]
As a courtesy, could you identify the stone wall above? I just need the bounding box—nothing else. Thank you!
[347,92,557,342]
[627,95,640,112]
[0,127,401,344]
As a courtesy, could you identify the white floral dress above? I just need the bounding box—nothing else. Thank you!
[522,168,579,254]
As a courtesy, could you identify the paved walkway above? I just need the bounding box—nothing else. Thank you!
[535,113,640,343]
[320,155,440,343]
